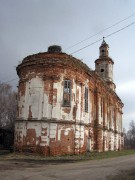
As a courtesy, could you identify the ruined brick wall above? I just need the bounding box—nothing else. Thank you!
[14,46,124,156]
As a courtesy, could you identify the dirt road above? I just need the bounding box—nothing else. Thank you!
[0,154,135,180]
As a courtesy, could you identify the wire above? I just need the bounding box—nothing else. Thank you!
[1,18,135,84]
[71,38,102,55]
[71,22,135,55]
[105,22,135,38]
[65,13,135,51]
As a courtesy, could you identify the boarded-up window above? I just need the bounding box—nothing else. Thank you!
[63,80,71,106]
[85,87,88,112]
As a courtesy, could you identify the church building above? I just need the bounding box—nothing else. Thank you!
[14,40,124,156]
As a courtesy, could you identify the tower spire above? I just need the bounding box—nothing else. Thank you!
[102,37,105,45]
[99,37,109,57]
[95,40,116,91]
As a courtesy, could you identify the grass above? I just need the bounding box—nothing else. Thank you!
[0,149,135,163]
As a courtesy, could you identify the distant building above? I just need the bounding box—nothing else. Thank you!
[14,40,124,156]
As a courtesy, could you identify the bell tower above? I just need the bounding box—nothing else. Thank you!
[95,38,116,91]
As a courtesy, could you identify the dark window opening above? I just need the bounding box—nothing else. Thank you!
[63,80,71,106]
[101,98,103,117]
[101,69,104,72]
[85,87,88,112]
[101,49,105,56]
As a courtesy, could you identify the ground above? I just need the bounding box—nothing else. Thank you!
[0,152,135,180]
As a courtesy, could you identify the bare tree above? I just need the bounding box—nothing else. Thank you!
[0,83,17,131]
[128,120,135,149]
[124,120,135,149]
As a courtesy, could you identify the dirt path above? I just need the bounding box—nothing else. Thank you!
[0,154,135,180]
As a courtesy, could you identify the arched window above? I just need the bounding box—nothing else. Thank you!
[84,87,88,112]
[63,80,71,106]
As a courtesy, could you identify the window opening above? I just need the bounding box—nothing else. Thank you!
[101,69,104,72]
[85,87,88,112]
[101,97,103,117]
[63,80,71,106]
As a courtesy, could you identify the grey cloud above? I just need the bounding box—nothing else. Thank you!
[0,0,135,130]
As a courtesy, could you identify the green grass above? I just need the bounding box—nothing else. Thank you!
[84,150,135,160]
[0,150,135,162]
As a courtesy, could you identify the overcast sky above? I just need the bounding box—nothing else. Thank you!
[0,0,135,130]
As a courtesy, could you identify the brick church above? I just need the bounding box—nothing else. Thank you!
[14,39,124,156]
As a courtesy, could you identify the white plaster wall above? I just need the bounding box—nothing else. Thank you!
[20,77,44,120]
[104,102,107,127]
[26,122,41,145]
[96,62,106,79]
[111,106,114,130]
[107,105,110,129]
[74,125,85,149]
[89,91,93,124]
[96,61,113,82]
[108,63,113,81]
[52,77,63,120]
[15,122,26,145]
[76,84,81,122]
[115,134,118,150]
[75,125,80,151]
[110,132,114,151]
[58,125,74,141]
[43,93,52,119]
[83,110,90,124]
[98,97,102,124]
[120,113,122,133]
[18,94,25,119]
[50,123,57,140]
[117,112,121,133]
[103,130,108,151]
[40,122,50,146]
[18,74,92,123]
[80,125,84,148]
[29,77,43,119]
[118,134,122,149]
[86,138,91,151]
[109,105,114,130]
[24,81,30,119]
[116,109,118,131]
